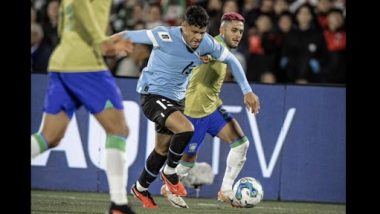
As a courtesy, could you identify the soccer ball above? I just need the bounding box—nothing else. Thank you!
[232,177,264,208]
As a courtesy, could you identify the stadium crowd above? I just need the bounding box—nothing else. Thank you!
[31,0,346,85]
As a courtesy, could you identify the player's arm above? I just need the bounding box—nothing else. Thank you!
[112,29,159,47]
[206,35,260,114]
[222,52,260,114]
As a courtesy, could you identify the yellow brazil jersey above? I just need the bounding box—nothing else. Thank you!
[48,0,111,72]
[184,35,229,118]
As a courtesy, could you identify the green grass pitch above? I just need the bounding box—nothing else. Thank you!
[31,190,345,214]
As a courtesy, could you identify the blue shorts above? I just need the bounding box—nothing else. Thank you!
[43,71,124,118]
[184,106,234,156]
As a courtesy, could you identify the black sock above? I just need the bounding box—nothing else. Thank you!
[167,131,194,168]
[138,149,167,188]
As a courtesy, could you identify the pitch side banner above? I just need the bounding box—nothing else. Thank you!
[31,74,345,203]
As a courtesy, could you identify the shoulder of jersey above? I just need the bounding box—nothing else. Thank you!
[155,26,178,42]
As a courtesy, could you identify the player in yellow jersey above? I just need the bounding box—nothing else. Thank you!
[30,1,134,213]
[165,12,258,207]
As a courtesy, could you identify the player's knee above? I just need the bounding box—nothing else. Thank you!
[47,135,64,148]
[105,125,129,138]
[176,131,194,145]
[172,121,194,134]
[155,145,169,156]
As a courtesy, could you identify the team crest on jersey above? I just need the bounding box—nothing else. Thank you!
[158,32,173,42]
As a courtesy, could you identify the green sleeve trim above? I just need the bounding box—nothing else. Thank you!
[230,136,248,148]
[104,100,115,110]
[33,133,48,152]
[106,135,126,151]
[180,160,195,168]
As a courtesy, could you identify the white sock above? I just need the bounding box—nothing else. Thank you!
[163,165,176,175]
[105,148,128,205]
[136,180,148,192]
[176,161,194,179]
[221,137,249,192]
[31,134,48,159]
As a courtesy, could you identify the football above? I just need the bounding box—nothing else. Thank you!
[232,177,264,208]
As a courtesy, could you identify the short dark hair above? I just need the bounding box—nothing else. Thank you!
[184,5,209,28]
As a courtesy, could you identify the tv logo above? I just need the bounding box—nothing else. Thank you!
[31,101,296,178]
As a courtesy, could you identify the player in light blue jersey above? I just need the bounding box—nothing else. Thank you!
[111,5,260,208]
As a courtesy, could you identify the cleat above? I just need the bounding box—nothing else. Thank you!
[160,171,187,196]
[218,190,243,208]
[130,184,158,208]
[160,185,189,208]
[107,202,136,214]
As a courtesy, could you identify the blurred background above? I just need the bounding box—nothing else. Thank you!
[31,0,346,85]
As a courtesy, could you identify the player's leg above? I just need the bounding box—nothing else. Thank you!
[131,132,170,208]
[31,112,70,158]
[94,108,129,206]
[31,72,74,158]
[62,71,130,209]
[139,94,194,196]
[160,111,194,196]
[176,117,208,178]
[162,111,194,173]
[176,153,197,178]
[208,107,249,202]
[217,120,248,201]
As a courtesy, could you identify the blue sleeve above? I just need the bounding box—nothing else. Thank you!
[202,35,252,94]
[224,53,252,95]
[202,35,224,60]
[121,30,157,47]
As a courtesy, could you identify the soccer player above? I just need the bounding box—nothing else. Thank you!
[30,1,134,214]
[174,12,252,207]
[112,5,259,208]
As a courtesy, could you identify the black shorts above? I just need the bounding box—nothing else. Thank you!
[140,94,184,135]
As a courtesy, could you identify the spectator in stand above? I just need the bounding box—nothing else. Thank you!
[241,0,275,57]
[241,0,260,17]
[274,0,290,18]
[111,0,139,32]
[128,3,146,29]
[273,11,294,82]
[31,6,37,23]
[280,3,328,83]
[289,0,317,13]
[246,13,277,83]
[162,0,188,26]
[146,4,166,29]
[42,0,60,48]
[316,0,333,29]
[245,0,275,29]
[31,22,52,73]
[272,0,290,32]
[206,0,223,36]
[323,8,345,83]
[222,0,239,13]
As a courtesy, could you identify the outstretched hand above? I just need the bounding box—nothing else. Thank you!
[100,34,134,57]
[200,55,211,64]
[244,92,260,114]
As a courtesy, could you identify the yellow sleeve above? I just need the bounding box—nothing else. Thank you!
[72,0,108,45]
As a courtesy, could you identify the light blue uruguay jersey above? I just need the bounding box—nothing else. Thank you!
[123,26,252,101]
